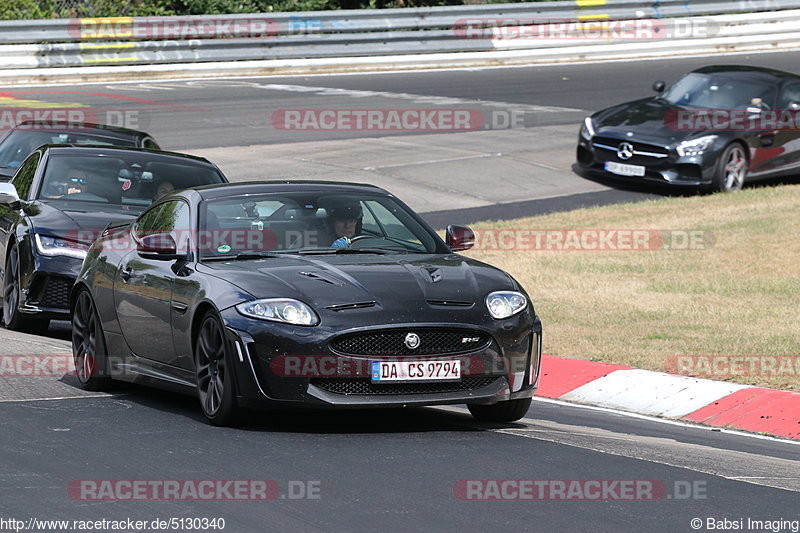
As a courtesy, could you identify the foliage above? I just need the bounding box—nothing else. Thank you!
[1,0,537,19]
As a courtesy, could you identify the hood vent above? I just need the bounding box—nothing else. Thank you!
[424,267,443,283]
[326,301,376,311]
[426,299,473,307]
[298,271,343,286]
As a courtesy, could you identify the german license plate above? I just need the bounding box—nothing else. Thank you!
[371,360,461,382]
[605,161,646,177]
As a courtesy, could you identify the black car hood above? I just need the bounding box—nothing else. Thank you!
[29,200,139,243]
[593,97,694,144]
[200,253,517,313]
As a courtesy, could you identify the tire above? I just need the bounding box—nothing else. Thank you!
[3,243,50,334]
[71,289,111,391]
[468,398,532,423]
[712,143,748,192]
[195,310,240,426]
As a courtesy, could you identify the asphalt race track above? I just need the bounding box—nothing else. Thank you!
[1,52,800,532]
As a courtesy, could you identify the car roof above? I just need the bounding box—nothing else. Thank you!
[11,120,150,139]
[692,65,800,82]
[189,180,389,200]
[40,144,215,165]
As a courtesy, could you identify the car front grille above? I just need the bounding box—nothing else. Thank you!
[592,136,670,162]
[40,277,71,309]
[330,329,492,356]
[310,376,501,395]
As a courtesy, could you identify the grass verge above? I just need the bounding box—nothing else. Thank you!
[461,184,800,391]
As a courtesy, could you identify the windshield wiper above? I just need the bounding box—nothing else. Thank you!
[203,252,281,261]
[295,247,396,255]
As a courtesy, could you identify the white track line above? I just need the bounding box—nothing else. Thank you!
[6,47,800,89]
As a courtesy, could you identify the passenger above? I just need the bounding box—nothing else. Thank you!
[153,181,175,200]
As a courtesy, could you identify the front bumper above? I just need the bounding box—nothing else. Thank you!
[221,311,542,409]
[576,135,718,187]
[18,251,82,320]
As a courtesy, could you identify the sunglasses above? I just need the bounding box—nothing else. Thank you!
[68,177,88,184]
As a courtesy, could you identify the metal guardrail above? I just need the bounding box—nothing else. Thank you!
[0,0,800,70]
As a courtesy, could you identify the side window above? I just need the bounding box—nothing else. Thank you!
[363,200,422,245]
[779,83,800,109]
[142,137,160,150]
[135,200,191,253]
[10,151,41,200]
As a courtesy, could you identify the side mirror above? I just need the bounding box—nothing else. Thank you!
[137,233,186,261]
[446,224,475,252]
[0,182,21,208]
[652,81,666,93]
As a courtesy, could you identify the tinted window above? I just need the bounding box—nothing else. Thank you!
[142,138,160,149]
[779,82,800,108]
[10,151,41,200]
[135,200,191,253]
[0,130,135,169]
[199,192,438,258]
[662,73,777,109]
[37,153,225,207]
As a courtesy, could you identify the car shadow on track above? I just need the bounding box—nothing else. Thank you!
[59,377,526,434]
[572,164,701,197]
[572,163,800,196]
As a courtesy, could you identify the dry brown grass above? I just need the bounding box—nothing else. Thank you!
[460,184,800,391]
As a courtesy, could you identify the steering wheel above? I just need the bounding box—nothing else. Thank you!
[346,235,375,247]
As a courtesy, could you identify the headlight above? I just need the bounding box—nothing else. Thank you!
[236,298,319,326]
[676,135,717,157]
[580,117,596,140]
[486,291,528,320]
[34,234,88,260]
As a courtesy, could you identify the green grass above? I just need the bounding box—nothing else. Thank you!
[462,184,800,391]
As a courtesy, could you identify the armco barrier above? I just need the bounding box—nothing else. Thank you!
[0,0,799,82]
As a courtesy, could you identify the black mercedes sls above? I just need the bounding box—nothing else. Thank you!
[577,65,800,192]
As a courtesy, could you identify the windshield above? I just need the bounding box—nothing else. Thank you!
[0,130,136,170]
[660,72,777,110]
[199,192,440,259]
[37,153,225,207]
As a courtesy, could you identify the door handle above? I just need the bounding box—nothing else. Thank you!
[120,267,133,282]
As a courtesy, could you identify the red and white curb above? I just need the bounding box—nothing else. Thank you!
[537,354,800,440]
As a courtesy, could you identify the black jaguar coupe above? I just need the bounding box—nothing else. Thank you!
[577,65,800,192]
[70,181,542,426]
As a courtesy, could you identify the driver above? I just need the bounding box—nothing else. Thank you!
[44,168,90,198]
[329,203,362,248]
[66,172,89,195]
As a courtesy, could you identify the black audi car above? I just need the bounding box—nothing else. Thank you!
[70,181,542,426]
[0,121,160,181]
[577,65,800,192]
[0,145,227,333]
